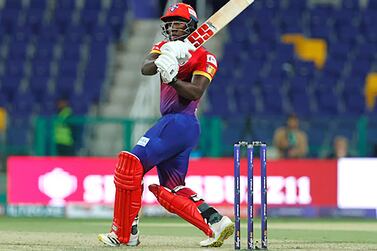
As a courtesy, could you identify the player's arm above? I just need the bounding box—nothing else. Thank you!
[141,53,160,75]
[169,75,210,101]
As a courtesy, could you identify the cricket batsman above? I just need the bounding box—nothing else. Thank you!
[98,3,234,248]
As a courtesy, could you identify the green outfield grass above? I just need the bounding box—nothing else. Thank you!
[0,216,376,250]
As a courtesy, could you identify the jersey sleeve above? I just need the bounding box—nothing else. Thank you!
[192,52,218,82]
[150,41,167,54]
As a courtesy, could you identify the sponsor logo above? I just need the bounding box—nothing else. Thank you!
[187,22,215,47]
[39,168,77,206]
[207,22,217,31]
[143,175,312,205]
[206,64,216,76]
[51,174,313,205]
[137,136,150,147]
[169,4,179,12]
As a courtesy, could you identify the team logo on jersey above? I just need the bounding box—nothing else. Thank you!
[207,55,217,67]
[169,4,179,12]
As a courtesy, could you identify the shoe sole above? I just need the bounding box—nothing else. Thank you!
[208,223,235,247]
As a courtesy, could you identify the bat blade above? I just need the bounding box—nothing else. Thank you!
[185,0,255,49]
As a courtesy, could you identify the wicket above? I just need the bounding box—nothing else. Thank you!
[234,141,267,250]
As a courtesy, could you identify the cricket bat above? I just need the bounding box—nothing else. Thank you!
[185,0,255,49]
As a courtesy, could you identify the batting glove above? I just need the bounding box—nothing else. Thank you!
[155,52,179,83]
[160,40,195,62]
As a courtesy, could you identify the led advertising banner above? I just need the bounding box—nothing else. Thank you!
[337,158,377,209]
[7,157,338,207]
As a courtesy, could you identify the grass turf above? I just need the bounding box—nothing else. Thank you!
[0,216,376,250]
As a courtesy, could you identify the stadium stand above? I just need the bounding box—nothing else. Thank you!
[0,0,128,153]
[206,0,377,157]
[0,0,376,158]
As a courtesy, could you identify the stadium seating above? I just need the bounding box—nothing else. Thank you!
[0,0,375,157]
[0,0,128,149]
[206,0,377,156]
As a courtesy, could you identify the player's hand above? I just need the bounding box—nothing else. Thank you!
[154,53,179,83]
[160,41,195,62]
